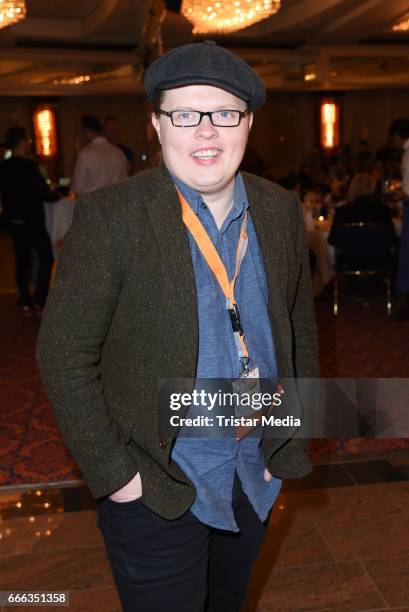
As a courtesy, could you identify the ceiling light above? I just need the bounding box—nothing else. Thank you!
[52,74,92,86]
[0,1,27,29]
[304,72,316,82]
[181,0,280,34]
[393,18,409,32]
[33,106,58,157]
[320,100,340,149]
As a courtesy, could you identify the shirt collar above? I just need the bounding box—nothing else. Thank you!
[171,172,250,218]
[172,175,202,214]
[92,136,107,145]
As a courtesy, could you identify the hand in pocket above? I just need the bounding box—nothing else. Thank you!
[263,467,273,482]
[108,471,142,502]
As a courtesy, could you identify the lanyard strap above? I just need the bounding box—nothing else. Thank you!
[177,188,250,368]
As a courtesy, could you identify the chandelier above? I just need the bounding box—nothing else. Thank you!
[0,1,27,29]
[181,0,281,34]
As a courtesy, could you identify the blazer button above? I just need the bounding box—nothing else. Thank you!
[159,438,167,450]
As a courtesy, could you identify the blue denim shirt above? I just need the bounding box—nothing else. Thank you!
[171,173,282,531]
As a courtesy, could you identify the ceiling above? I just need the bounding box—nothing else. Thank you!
[0,0,408,95]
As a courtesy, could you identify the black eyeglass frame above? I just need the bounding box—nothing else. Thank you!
[156,109,250,127]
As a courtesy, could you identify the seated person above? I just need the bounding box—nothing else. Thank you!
[300,188,322,231]
[328,173,395,246]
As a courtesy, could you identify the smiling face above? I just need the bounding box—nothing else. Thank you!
[151,84,253,201]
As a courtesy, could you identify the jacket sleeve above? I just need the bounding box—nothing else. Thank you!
[36,195,137,498]
[30,162,60,204]
[288,192,320,454]
[290,192,320,379]
[71,152,88,197]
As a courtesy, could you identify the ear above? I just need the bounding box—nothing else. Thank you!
[151,113,161,144]
[248,112,254,132]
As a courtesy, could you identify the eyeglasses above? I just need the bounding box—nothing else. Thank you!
[157,109,250,128]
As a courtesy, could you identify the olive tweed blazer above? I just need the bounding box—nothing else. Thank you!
[36,165,319,519]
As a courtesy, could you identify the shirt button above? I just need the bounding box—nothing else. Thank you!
[201,202,207,209]
[159,438,167,450]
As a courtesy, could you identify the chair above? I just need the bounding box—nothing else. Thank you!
[332,222,395,315]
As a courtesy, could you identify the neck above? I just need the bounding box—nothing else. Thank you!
[200,183,235,230]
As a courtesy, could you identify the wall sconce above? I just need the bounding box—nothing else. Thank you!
[320,99,340,149]
[33,105,57,157]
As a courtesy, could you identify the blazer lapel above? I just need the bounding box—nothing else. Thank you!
[242,173,292,376]
[243,174,301,439]
[140,167,292,375]
[143,165,198,359]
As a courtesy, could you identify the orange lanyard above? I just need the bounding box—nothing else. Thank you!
[177,188,250,371]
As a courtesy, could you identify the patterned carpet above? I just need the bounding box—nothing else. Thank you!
[1,289,409,486]
[0,297,82,485]
[311,289,409,461]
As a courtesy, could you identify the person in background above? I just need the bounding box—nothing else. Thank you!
[277,173,301,194]
[338,143,354,176]
[102,115,135,176]
[388,118,409,317]
[301,187,323,224]
[328,173,395,246]
[375,137,397,167]
[0,126,60,315]
[356,139,372,171]
[328,159,350,201]
[71,114,127,196]
[371,161,385,197]
[0,141,6,161]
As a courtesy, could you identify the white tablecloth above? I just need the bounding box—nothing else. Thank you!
[44,197,75,245]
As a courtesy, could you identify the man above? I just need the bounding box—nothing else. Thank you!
[102,115,135,175]
[356,139,372,170]
[0,126,59,315]
[71,114,127,196]
[388,118,409,317]
[37,42,318,611]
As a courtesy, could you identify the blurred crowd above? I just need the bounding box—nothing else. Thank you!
[0,114,135,316]
[241,119,409,315]
[1,110,409,317]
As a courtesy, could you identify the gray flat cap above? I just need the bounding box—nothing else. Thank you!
[144,41,265,111]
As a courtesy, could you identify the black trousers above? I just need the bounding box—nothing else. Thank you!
[97,474,268,612]
[10,222,54,307]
